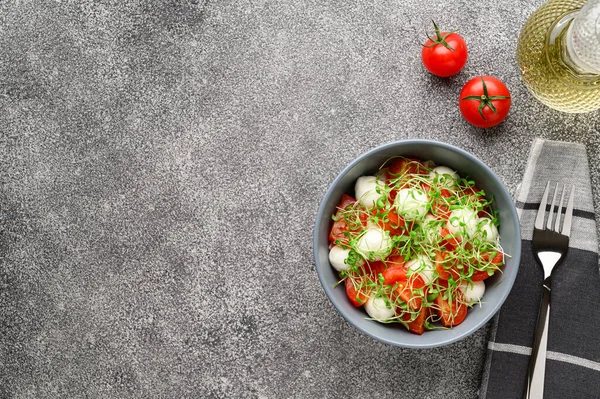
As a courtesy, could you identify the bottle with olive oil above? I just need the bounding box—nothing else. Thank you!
[517,0,600,113]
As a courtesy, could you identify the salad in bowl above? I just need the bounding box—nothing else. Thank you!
[314,140,521,348]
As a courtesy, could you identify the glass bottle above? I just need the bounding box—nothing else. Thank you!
[517,0,600,113]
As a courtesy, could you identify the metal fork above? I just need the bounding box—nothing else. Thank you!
[524,182,575,399]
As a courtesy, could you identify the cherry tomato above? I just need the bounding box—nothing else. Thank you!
[459,76,511,128]
[421,21,468,77]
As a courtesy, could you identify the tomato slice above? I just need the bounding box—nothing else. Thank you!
[433,203,451,219]
[434,251,461,281]
[388,211,409,237]
[364,255,406,282]
[403,308,427,335]
[386,209,402,229]
[366,261,387,281]
[387,255,405,266]
[434,288,467,327]
[388,159,408,176]
[382,265,408,286]
[467,186,479,195]
[471,270,492,281]
[440,228,461,249]
[494,253,503,264]
[477,207,493,218]
[380,256,406,280]
[394,275,426,310]
[337,194,357,211]
[329,219,350,245]
[328,194,361,245]
[372,208,404,237]
[483,251,504,265]
[345,278,368,307]
[388,158,427,177]
[470,251,503,281]
[371,208,406,237]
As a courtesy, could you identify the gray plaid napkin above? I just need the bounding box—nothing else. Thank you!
[479,139,600,399]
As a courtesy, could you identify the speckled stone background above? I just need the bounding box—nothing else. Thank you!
[1,0,599,398]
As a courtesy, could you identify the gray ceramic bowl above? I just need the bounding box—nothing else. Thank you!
[313,140,521,348]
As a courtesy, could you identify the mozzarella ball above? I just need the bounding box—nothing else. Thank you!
[477,217,499,243]
[354,224,392,261]
[395,188,429,221]
[328,246,353,272]
[429,166,459,187]
[406,254,435,283]
[459,280,486,304]
[355,176,384,209]
[365,296,395,322]
[447,208,479,238]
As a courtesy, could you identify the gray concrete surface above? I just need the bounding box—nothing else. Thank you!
[1,0,599,398]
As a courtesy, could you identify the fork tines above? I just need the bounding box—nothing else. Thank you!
[534,182,575,237]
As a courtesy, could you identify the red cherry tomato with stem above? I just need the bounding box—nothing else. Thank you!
[421,21,468,77]
[459,76,511,128]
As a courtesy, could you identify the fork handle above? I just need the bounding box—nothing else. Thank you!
[524,279,551,399]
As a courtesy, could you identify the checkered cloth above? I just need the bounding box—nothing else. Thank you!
[479,139,600,399]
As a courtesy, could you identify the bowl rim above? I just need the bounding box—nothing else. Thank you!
[313,139,521,348]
